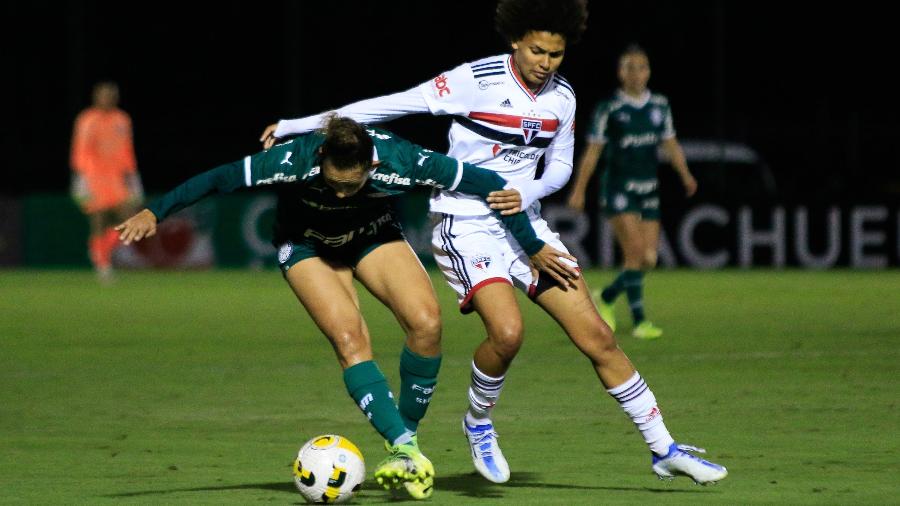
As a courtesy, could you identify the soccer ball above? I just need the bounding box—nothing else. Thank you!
[292,434,366,504]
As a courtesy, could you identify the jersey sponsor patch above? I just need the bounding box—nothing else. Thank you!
[651,108,664,126]
[471,254,492,270]
[432,74,451,97]
[478,79,503,90]
[278,242,294,264]
[613,194,628,211]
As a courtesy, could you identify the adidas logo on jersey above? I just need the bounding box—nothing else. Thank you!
[499,98,512,108]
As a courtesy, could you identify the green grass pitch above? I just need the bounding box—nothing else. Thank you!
[1,269,897,504]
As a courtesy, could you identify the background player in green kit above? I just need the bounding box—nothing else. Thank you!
[567,45,697,339]
[116,116,577,500]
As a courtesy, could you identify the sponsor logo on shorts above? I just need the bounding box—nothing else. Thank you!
[471,255,492,270]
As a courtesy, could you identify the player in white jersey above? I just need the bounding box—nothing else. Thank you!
[261,0,727,487]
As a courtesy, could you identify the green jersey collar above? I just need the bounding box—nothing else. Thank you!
[616,89,652,109]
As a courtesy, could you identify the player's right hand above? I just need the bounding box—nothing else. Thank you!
[115,209,158,245]
[260,123,279,149]
[530,244,580,288]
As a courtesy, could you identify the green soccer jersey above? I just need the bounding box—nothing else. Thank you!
[148,127,545,255]
[586,90,675,188]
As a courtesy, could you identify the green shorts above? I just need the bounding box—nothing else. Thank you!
[275,210,405,273]
[601,178,660,221]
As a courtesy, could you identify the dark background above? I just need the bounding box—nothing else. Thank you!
[3,1,897,203]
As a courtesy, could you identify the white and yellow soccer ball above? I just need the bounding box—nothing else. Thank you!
[292,435,365,504]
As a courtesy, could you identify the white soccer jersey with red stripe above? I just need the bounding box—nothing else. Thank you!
[419,54,576,215]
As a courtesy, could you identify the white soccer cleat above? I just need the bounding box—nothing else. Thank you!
[651,443,728,485]
[462,418,510,483]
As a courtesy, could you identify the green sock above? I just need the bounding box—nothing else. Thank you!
[343,361,409,445]
[398,346,441,432]
[601,271,628,303]
[624,270,646,324]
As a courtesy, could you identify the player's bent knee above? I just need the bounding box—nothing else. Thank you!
[405,308,443,348]
[487,324,523,360]
[643,251,658,269]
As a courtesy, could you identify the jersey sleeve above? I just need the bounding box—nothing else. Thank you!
[273,87,431,138]
[417,62,476,116]
[662,104,676,140]
[381,133,545,255]
[148,138,310,221]
[70,112,92,173]
[146,161,246,221]
[585,101,610,144]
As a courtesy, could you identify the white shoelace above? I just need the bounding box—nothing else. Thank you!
[470,428,499,458]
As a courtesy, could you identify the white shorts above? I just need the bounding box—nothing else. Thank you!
[430,208,577,314]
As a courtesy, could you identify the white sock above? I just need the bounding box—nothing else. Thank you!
[467,361,504,423]
[607,371,675,456]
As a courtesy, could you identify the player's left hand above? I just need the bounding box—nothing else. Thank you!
[487,189,522,215]
[530,244,580,288]
[260,123,279,149]
[682,172,698,197]
[115,209,158,245]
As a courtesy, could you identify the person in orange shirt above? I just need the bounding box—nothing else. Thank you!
[70,82,143,279]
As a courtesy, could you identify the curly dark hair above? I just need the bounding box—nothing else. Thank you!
[320,114,374,169]
[495,0,589,44]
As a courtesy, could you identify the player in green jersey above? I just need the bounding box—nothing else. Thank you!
[116,116,577,500]
[568,44,697,339]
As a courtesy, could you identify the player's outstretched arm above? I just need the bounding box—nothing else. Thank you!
[261,88,432,148]
[115,209,157,245]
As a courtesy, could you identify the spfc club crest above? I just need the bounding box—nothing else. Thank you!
[471,255,492,270]
[521,118,542,144]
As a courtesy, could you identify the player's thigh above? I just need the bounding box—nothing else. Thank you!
[638,219,660,255]
[284,257,371,367]
[608,212,644,258]
[471,282,523,347]
[535,276,616,356]
[354,240,441,339]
